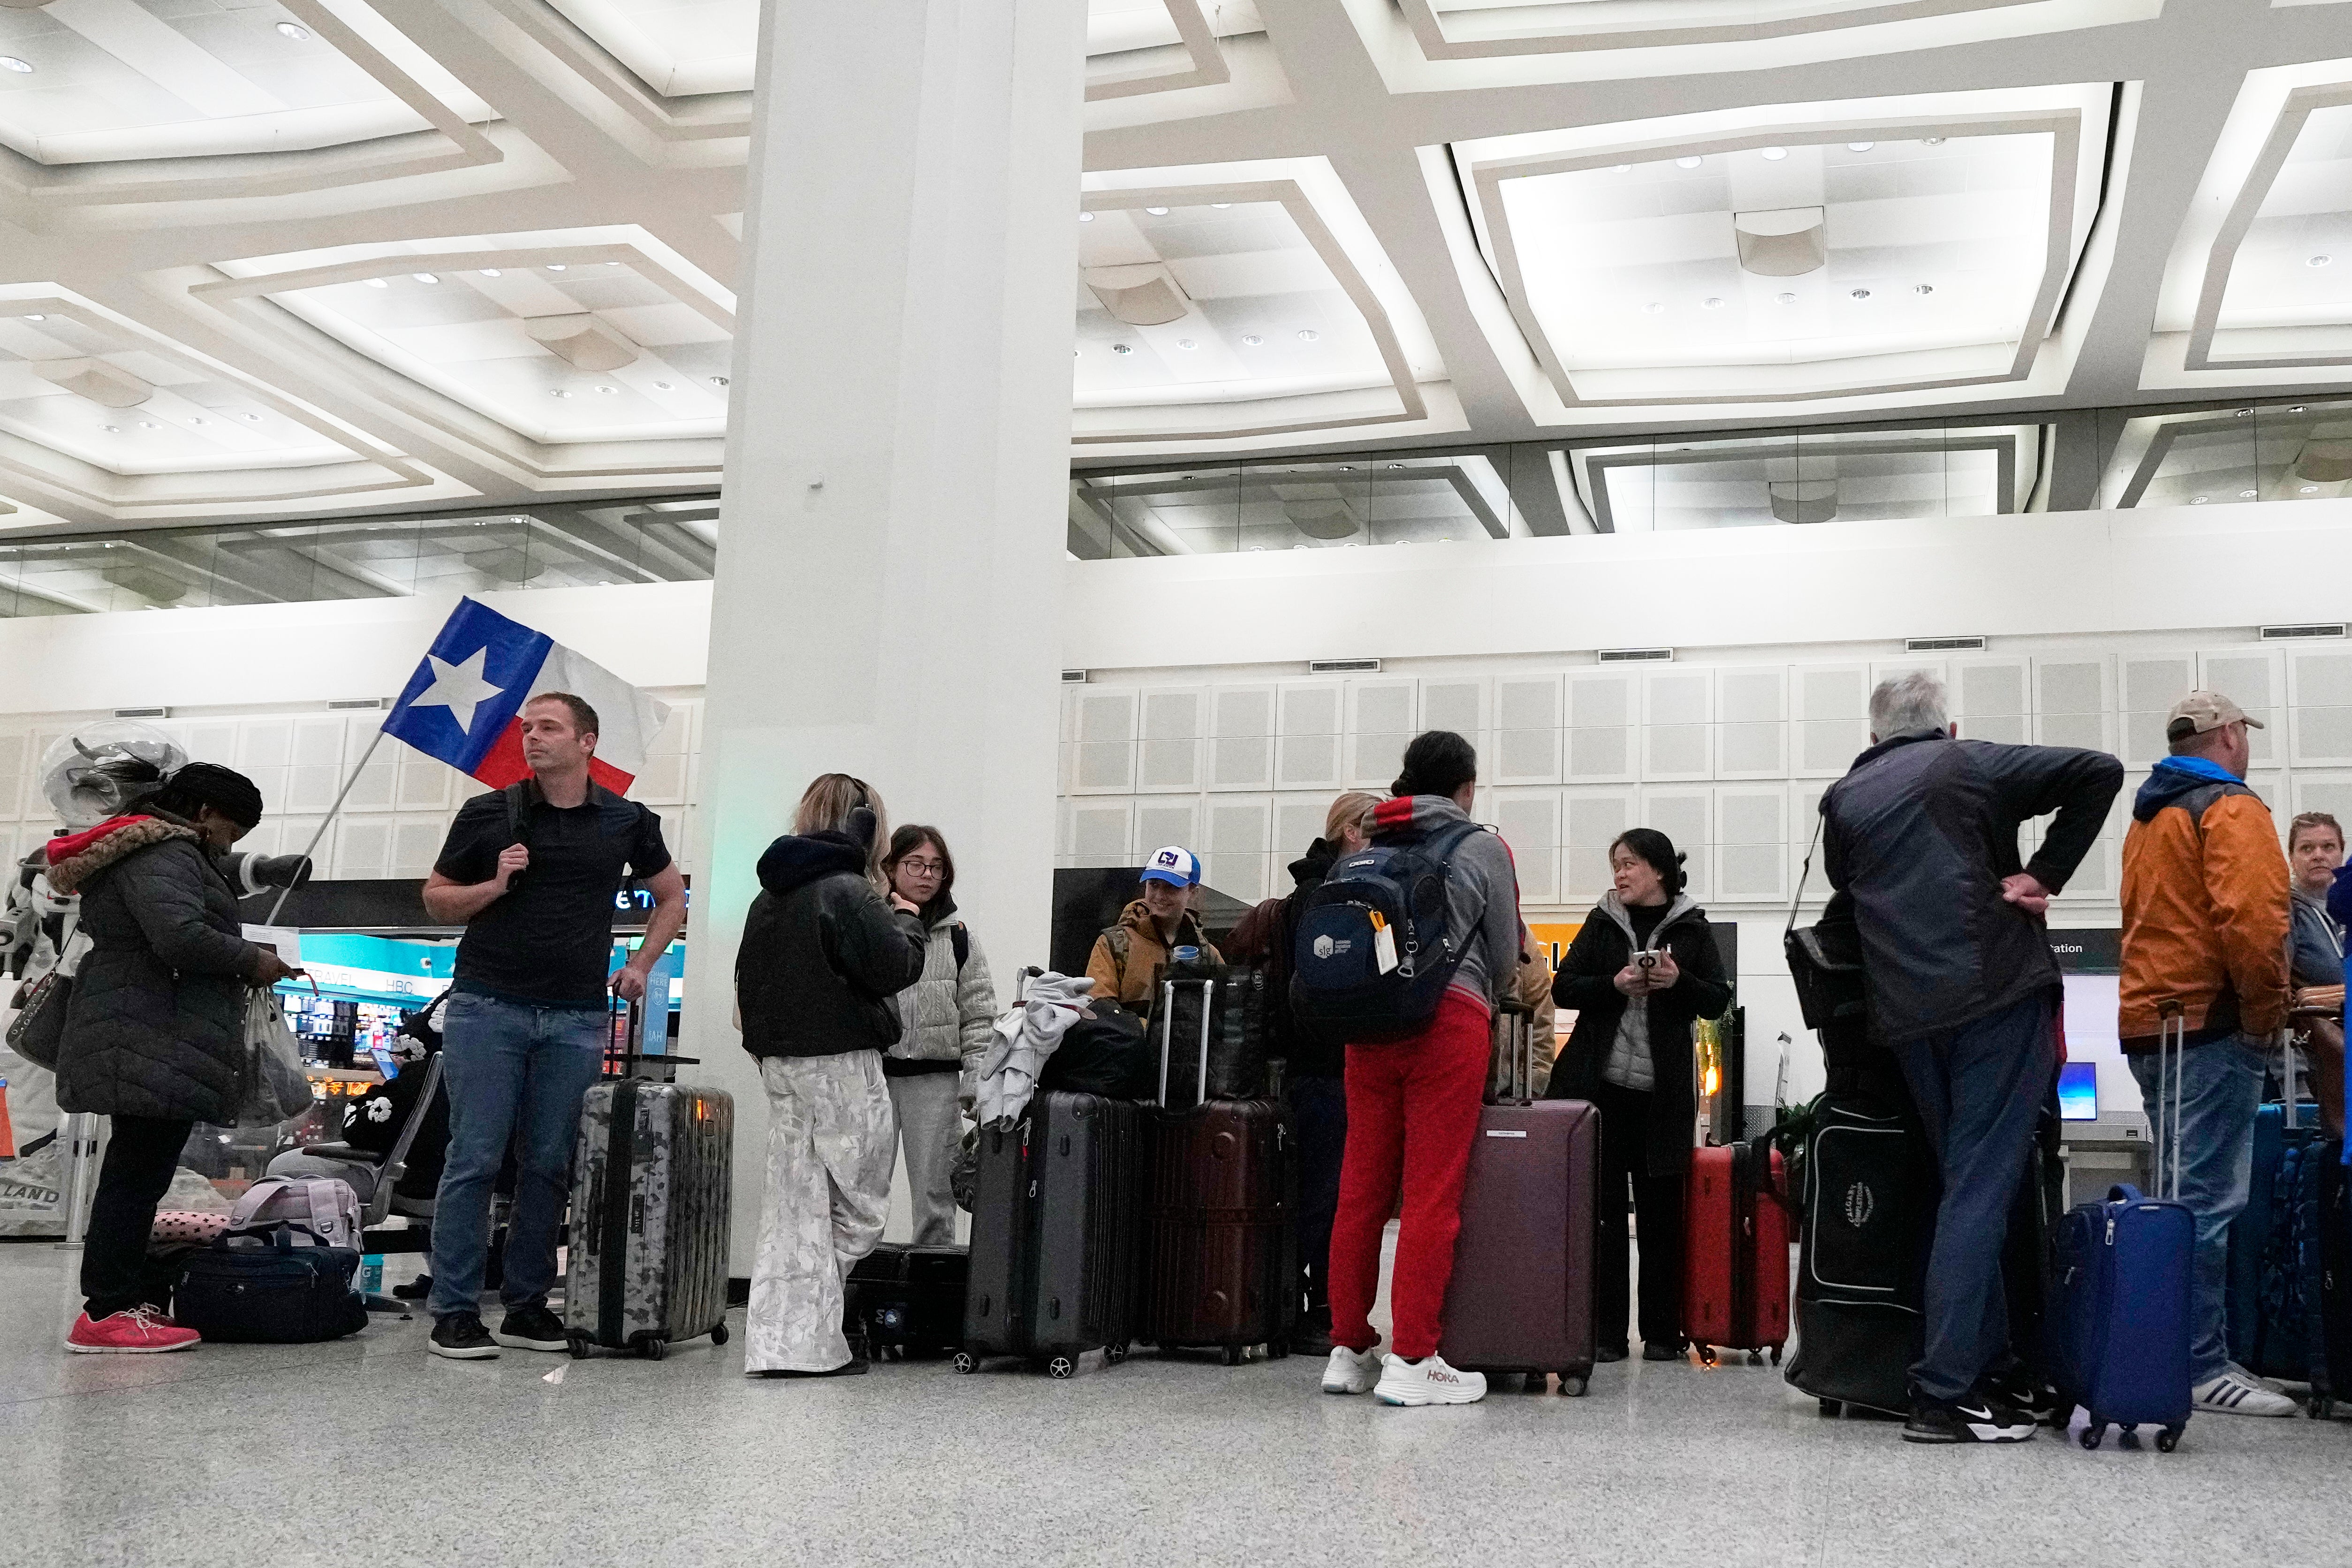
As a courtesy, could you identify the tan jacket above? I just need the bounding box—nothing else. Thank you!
[1083,901,1221,1009]
[2119,769,2290,1047]
[1512,942,1559,1095]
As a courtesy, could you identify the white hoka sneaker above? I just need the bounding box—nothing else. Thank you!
[1321,1344,1382,1395]
[1374,1352,1487,1407]
[2193,1369,2297,1417]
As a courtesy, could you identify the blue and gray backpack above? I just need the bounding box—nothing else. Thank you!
[1289,813,1482,1045]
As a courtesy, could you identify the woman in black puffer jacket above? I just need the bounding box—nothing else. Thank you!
[50,763,298,1354]
[1547,828,1730,1364]
[734,774,928,1378]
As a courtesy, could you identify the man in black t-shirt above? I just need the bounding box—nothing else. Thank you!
[417,692,687,1362]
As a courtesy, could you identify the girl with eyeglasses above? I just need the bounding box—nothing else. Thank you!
[878,826,997,1246]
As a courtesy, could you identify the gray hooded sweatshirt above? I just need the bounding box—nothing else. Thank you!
[1369,795,1524,1014]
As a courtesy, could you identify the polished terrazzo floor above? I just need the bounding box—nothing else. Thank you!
[4,1238,2347,1568]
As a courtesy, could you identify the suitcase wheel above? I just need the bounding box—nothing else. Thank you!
[1768,1345,1782,1367]
[2079,1422,2106,1451]
[1694,1344,1718,1368]
[636,1336,668,1362]
[2313,1396,2335,1421]
[1748,1351,1764,1367]
[951,1351,977,1375]
[1265,1341,1289,1362]
[1046,1356,1076,1379]
[711,1320,730,1347]
[2117,1425,2140,1450]
[1103,1342,1129,1366]
[1559,1375,1588,1398]
[1222,1346,1244,1368]
[566,1336,591,1360]
[2155,1426,2182,1454]
[1818,1399,1843,1418]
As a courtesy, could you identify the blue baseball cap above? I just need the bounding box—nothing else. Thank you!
[1139,845,1201,888]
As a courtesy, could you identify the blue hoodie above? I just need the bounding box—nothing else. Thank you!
[2132,754,2242,822]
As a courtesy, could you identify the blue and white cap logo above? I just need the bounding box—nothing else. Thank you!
[1139,845,1200,887]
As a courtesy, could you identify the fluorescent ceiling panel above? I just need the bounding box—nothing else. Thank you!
[1449,84,2112,411]
[545,0,758,97]
[250,257,732,446]
[2103,401,2352,507]
[1074,169,1443,445]
[2192,97,2352,371]
[0,0,492,165]
[1563,424,2039,530]
[1071,453,1509,553]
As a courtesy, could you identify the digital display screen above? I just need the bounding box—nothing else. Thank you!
[2057,1060,2100,1122]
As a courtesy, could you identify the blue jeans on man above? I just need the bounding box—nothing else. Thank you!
[427,992,607,1320]
[2129,1035,2264,1387]
[1889,994,2058,1404]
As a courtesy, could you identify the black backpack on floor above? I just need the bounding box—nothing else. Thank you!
[173,1226,368,1344]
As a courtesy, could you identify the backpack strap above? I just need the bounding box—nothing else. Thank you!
[226,1175,291,1232]
[502,780,533,848]
[952,923,970,972]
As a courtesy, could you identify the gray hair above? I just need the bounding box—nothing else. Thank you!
[1869,672,1950,738]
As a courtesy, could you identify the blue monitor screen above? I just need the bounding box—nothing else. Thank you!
[2057,1060,2099,1122]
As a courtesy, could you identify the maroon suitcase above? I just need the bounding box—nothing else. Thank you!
[1438,1003,1600,1394]
[1139,975,1299,1363]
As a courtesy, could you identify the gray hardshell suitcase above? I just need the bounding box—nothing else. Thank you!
[565,1077,734,1359]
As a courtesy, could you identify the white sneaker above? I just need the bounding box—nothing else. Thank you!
[2193,1369,2298,1417]
[1374,1352,1487,1407]
[1321,1344,1381,1395]
[2227,1361,2289,1394]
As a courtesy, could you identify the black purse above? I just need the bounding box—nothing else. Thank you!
[1783,815,1866,1033]
[5,966,71,1071]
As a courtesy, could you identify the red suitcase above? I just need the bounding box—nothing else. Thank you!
[1684,1140,1792,1366]
[1139,975,1298,1362]
[1438,1004,1600,1395]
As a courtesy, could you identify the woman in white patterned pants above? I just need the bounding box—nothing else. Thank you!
[733,775,929,1377]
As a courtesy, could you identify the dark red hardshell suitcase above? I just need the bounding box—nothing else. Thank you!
[1684,1140,1792,1365]
[1438,1004,1600,1394]
[1140,973,1298,1360]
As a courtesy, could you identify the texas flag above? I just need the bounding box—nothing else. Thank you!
[382,598,669,794]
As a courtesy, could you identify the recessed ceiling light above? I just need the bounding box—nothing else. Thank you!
[710,375,728,386]
[1338,465,1354,472]
[412,273,439,284]
[240,412,262,422]
[509,515,526,523]
[21,313,42,321]
[1110,343,1133,354]
[1610,165,1632,174]
[1702,297,1725,309]
[1297,329,1318,341]
[276,22,309,40]
[0,58,31,75]
[596,385,618,393]
[1144,206,1169,216]
[1176,339,1196,349]
[1077,212,1094,222]
[365,278,389,288]
[1388,463,1405,470]
[546,264,567,271]
[1914,284,1934,295]
[188,416,205,425]
[1760,147,1788,161]
[1921,136,1946,146]
[2234,408,2253,417]
[1675,157,1702,169]
[550,388,572,398]
[2303,485,2321,494]
[1850,288,1873,300]
[604,261,622,266]
[478,268,501,277]
[2239,489,2258,499]
[1644,302,1666,313]
[1241,334,1262,346]
[2191,495,2208,504]
[2288,405,2306,413]
[138,421,157,429]
[1776,292,1797,304]
[653,380,673,389]
[1847,141,1875,151]
[102,425,120,433]
[2311,256,2332,268]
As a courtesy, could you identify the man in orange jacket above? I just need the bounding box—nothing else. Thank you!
[2118,690,2294,1418]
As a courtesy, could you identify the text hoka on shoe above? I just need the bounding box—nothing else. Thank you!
[1289,801,1484,1045]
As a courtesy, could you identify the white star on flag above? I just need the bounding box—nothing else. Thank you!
[406,647,504,733]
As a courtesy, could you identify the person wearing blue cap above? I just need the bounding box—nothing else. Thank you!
[1084,845,1220,1012]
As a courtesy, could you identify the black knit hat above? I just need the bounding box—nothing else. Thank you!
[155,761,266,829]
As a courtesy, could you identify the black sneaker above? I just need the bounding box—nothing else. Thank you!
[755,1357,871,1379]
[1985,1365,2063,1425]
[493,1303,570,1352]
[1902,1393,2038,1444]
[1594,1344,1630,1364]
[429,1312,500,1361]
[1641,1341,1685,1362]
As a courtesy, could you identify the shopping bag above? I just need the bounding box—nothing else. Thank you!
[235,987,316,1128]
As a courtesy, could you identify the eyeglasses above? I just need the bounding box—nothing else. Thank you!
[897,858,945,877]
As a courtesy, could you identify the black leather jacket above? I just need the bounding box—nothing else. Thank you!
[735,831,928,1061]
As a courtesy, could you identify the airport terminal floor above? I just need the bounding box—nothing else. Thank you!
[4,1240,2345,1568]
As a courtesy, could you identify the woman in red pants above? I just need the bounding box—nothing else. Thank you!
[1317,731,1525,1407]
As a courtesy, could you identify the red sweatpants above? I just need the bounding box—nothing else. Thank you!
[1327,990,1493,1360]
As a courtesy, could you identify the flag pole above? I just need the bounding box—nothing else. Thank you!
[265,726,391,926]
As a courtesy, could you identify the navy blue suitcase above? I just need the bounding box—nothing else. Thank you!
[2049,1008,2195,1451]
[2225,1099,2327,1381]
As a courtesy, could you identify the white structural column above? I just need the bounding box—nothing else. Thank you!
[684,0,1087,1273]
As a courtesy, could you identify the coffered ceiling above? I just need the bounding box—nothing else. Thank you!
[0,0,2348,533]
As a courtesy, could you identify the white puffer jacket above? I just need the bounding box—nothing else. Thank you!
[888,908,997,1083]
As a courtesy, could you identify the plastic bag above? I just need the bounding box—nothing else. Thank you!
[235,988,316,1128]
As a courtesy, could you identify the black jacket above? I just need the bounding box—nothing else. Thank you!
[735,831,928,1061]
[1546,894,1731,1176]
[1823,729,2122,1046]
[51,815,268,1123]
[1224,839,1341,1077]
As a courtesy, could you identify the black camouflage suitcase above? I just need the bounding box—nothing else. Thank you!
[957,1090,1146,1378]
[564,1078,734,1359]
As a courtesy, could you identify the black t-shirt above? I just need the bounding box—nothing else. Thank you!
[433,781,671,1007]
[1626,902,1669,951]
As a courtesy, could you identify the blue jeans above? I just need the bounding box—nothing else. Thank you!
[1889,994,2058,1403]
[427,992,607,1320]
[2130,1036,2264,1386]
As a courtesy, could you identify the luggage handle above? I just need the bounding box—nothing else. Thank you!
[1490,1001,1533,1105]
[2156,1000,2185,1203]
[1154,975,1216,1107]
[2282,1019,2300,1132]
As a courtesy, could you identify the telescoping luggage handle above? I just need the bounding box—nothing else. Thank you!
[1488,1000,1534,1106]
[2155,999,2187,1202]
[1157,977,1215,1107]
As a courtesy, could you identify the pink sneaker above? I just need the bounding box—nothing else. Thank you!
[67,1306,200,1354]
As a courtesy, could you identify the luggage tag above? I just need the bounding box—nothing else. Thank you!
[1369,911,1399,975]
